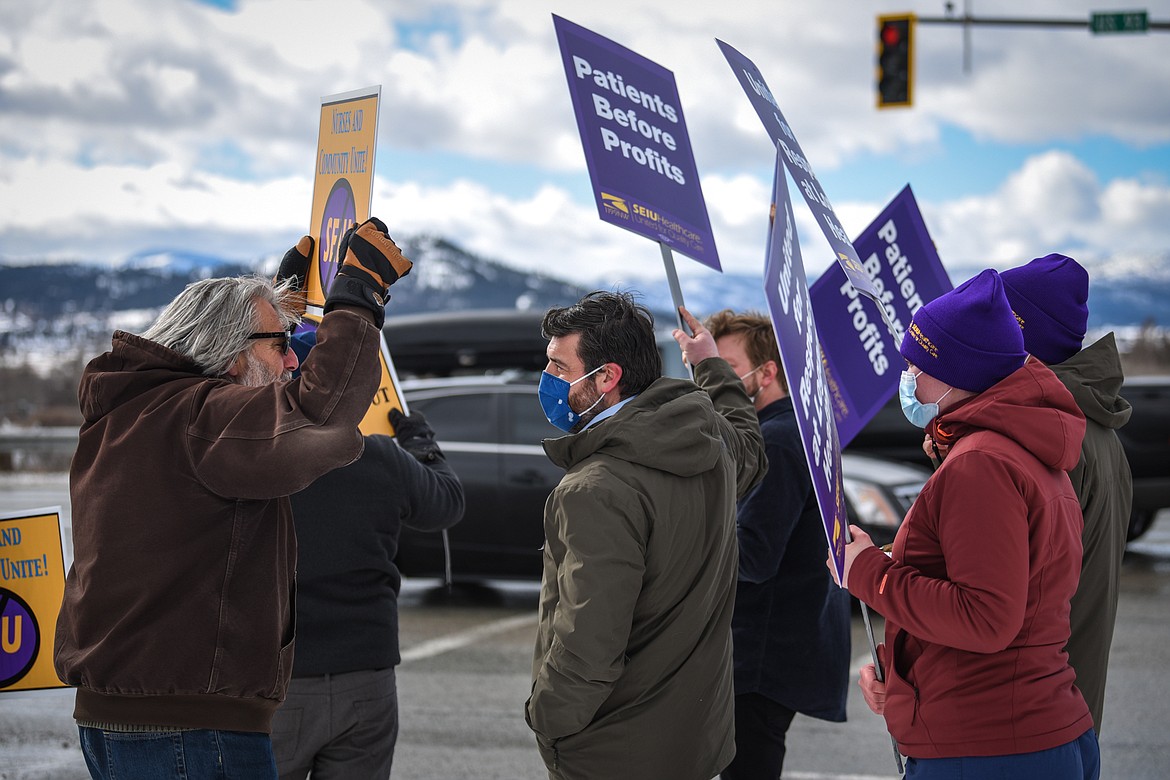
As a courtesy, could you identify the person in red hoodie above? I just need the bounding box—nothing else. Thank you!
[833,269,1099,778]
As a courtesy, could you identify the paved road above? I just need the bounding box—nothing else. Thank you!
[1,475,1167,778]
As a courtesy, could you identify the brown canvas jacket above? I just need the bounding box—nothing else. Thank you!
[54,309,380,733]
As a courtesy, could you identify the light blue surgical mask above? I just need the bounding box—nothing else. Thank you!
[899,369,952,428]
[738,365,762,404]
[538,365,605,432]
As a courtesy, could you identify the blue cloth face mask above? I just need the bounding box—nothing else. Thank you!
[899,369,951,428]
[539,365,605,432]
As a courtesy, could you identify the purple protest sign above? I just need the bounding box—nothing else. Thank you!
[811,185,953,447]
[762,150,848,580]
[554,15,720,271]
[718,39,881,305]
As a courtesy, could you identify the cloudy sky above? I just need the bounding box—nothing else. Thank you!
[1,0,1168,291]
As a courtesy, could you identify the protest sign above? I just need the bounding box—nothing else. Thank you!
[306,86,380,310]
[723,42,907,771]
[761,151,848,581]
[554,15,720,271]
[0,508,67,692]
[301,85,407,436]
[811,185,953,446]
[763,151,905,774]
[717,40,885,309]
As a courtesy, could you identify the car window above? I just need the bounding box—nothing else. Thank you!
[505,391,560,445]
[409,393,496,444]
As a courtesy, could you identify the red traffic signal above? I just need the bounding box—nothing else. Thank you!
[877,14,915,108]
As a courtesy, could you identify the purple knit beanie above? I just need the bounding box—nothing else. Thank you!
[1000,253,1089,365]
[899,269,1026,392]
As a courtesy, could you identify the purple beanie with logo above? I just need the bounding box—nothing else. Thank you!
[899,268,1027,392]
[1000,253,1089,365]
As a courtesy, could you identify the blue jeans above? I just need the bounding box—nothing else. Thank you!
[79,726,277,780]
[904,728,1100,780]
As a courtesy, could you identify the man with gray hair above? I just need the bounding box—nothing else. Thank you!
[54,218,412,780]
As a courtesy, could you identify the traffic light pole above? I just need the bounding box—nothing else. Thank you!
[915,9,1170,74]
[917,14,1170,28]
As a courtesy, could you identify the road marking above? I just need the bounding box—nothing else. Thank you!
[785,773,895,780]
[400,613,537,664]
[400,616,900,780]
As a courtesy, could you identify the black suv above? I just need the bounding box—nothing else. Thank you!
[397,373,930,581]
[385,309,1165,581]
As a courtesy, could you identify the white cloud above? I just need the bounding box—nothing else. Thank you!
[0,157,310,262]
[0,0,1167,293]
[918,150,1170,282]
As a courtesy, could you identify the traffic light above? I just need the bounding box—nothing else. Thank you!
[877,14,915,108]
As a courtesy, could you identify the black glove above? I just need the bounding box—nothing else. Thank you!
[276,235,313,289]
[323,217,412,328]
[275,235,313,318]
[389,407,443,462]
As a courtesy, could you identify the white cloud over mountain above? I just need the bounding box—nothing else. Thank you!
[1,0,1167,289]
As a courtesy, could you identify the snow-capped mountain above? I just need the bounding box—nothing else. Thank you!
[1,236,1166,376]
[0,236,590,373]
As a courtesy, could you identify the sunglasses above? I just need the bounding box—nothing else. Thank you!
[246,331,291,356]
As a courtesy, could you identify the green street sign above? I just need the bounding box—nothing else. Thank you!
[1091,10,1149,34]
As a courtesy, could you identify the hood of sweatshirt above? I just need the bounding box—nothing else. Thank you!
[78,331,209,424]
[934,360,1086,472]
[1048,332,1132,431]
[542,376,724,478]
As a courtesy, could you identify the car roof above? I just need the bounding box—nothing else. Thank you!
[384,308,549,376]
[384,308,688,379]
[1123,375,1170,388]
[401,372,538,393]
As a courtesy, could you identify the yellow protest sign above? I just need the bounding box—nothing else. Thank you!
[306,85,381,309]
[300,85,408,437]
[0,508,67,692]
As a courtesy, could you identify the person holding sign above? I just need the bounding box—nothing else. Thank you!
[999,253,1132,737]
[834,270,1099,778]
[525,293,765,780]
[271,329,465,780]
[704,310,851,780]
[55,218,413,779]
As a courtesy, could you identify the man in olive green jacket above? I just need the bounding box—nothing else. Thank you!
[526,293,766,780]
[1002,255,1133,734]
